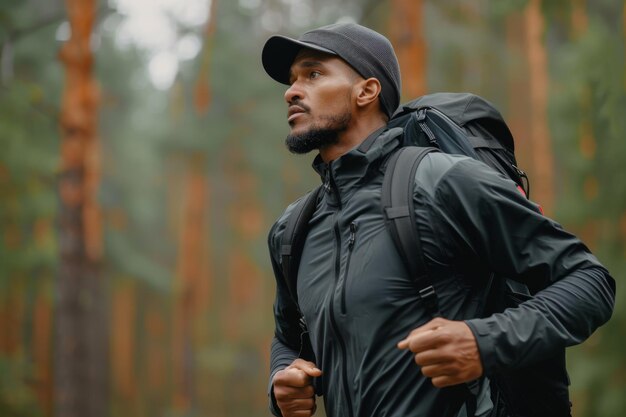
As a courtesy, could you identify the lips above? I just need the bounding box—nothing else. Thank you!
[288,105,307,123]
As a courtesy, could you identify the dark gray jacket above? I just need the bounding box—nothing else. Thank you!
[267,127,615,417]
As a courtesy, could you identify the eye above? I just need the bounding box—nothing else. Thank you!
[309,70,321,79]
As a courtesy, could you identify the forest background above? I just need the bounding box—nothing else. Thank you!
[0,0,624,416]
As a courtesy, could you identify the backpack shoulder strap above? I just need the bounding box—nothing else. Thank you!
[383,145,481,414]
[381,146,441,316]
[280,185,323,305]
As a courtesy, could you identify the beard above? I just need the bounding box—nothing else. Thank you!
[285,112,352,154]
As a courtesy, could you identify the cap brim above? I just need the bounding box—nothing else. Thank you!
[262,35,337,85]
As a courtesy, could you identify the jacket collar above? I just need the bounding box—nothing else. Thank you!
[312,126,403,207]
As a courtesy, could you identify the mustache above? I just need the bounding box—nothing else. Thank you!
[288,99,310,113]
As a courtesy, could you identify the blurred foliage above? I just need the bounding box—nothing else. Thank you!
[0,0,61,413]
[547,3,626,417]
[0,0,60,288]
[0,0,624,416]
[0,355,43,417]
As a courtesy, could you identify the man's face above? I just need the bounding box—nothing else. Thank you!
[283,49,358,154]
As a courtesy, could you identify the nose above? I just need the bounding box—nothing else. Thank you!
[284,81,303,105]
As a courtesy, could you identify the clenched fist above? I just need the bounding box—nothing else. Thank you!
[272,359,322,417]
[397,317,483,388]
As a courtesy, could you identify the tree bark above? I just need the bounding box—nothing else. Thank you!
[525,0,555,214]
[506,12,532,185]
[194,0,218,115]
[111,281,137,402]
[172,153,209,412]
[33,284,54,417]
[388,0,427,98]
[55,1,107,416]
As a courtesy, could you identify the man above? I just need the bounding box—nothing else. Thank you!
[261,23,615,417]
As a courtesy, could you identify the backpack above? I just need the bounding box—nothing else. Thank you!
[279,93,571,417]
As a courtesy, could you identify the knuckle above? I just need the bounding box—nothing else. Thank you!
[274,373,287,384]
[431,317,445,326]
[433,330,449,344]
[432,378,446,388]
[274,387,289,400]
[408,339,420,352]
[297,373,309,385]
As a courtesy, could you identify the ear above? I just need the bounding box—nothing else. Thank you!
[355,78,382,109]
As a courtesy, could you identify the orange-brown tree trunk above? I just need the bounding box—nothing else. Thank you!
[194,0,218,115]
[172,153,210,412]
[571,0,594,179]
[144,300,168,416]
[388,0,427,98]
[55,0,107,416]
[223,140,264,342]
[33,282,54,417]
[571,0,589,37]
[506,12,532,183]
[524,0,555,214]
[111,280,137,404]
[508,1,555,213]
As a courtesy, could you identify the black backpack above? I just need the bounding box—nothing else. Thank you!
[279,93,571,417]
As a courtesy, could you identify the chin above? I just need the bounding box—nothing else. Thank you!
[288,125,309,137]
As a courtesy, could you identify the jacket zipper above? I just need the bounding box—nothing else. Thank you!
[329,220,354,417]
[340,222,358,315]
[326,166,354,417]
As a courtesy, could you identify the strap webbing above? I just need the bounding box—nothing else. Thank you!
[467,136,505,151]
[280,186,323,305]
[382,146,441,316]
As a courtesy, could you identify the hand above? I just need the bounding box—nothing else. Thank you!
[272,358,322,417]
[397,317,483,388]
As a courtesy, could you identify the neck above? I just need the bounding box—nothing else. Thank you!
[319,116,387,163]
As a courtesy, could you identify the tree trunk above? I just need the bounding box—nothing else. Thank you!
[571,0,589,38]
[506,13,532,185]
[144,300,168,416]
[111,280,137,404]
[172,153,209,413]
[33,282,54,417]
[55,0,107,416]
[194,0,217,115]
[388,0,427,98]
[524,0,555,214]
[505,2,554,213]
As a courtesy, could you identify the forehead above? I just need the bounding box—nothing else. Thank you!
[293,48,336,63]
[290,48,357,75]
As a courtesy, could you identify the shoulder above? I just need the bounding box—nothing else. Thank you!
[414,151,508,195]
[267,191,317,254]
[413,151,529,216]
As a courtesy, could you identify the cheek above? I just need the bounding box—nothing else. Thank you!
[319,88,352,112]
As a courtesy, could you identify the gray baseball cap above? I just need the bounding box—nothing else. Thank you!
[262,23,402,119]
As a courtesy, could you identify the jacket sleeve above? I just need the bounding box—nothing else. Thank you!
[428,157,615,374]
[266,215,305,416]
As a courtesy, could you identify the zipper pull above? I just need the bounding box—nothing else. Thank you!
[416,108,427,122]
[323,169,332,194]
[348,222,357,249]
[512,164,526,177]
[512,165,530,198]
[298,314,307,332]
[414,109,438,146]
